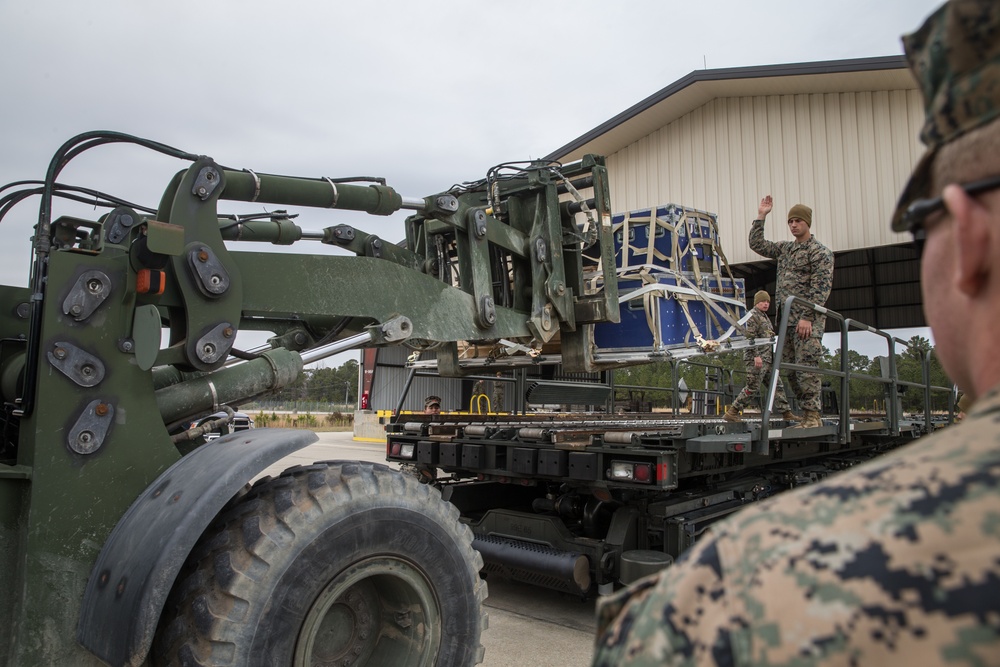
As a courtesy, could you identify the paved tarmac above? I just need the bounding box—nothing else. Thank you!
[262,431,598,667]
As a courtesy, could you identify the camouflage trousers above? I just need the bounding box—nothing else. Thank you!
[731,365,791,412]
[783,332,823,412]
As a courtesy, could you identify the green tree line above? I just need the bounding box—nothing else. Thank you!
[263,360,359,406]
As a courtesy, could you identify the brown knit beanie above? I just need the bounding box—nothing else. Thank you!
[787,204,812,227]
[754,290,770,305]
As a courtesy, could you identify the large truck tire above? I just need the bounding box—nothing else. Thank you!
[153,461,488,666]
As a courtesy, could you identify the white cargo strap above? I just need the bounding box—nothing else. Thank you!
[556,169,597,230]
[619,266,747,351]
[496,338,541,358]
[617,267,744,308]
[675,271,745,335]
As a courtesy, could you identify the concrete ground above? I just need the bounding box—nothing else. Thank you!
[260,431,598,667]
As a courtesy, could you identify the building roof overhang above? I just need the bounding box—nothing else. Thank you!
[546,55,915,163]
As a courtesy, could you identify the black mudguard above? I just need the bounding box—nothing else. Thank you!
[77,427,318,667]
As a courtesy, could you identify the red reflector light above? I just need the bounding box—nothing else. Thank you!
[389,442,401,456]
[136,269,166,295]
[633,463,652,482]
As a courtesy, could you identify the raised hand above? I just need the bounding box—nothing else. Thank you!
[758,195,773,218]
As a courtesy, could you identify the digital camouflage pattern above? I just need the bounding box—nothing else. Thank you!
[749,220,834,328]
[780,332,824,412]
[892,0,1000,231]
[749,220,833,412]
[740,308,776,367]
[593,385,1000,666]
[492,377,504,412]
[731,308,790,413]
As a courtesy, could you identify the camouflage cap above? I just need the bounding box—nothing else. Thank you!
[424,395,441,408]
[891,0,1000,232]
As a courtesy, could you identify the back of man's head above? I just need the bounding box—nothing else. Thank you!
[896,0,1000,402]
[892,0,1000,231]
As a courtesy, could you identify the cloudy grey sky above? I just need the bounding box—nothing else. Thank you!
[1,1,943,360]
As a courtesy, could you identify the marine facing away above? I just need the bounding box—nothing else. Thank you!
[592,1,1000,664]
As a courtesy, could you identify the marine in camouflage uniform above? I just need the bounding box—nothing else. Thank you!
[726,290,792,419]
[749,201,833,422]
[492,372,505,412]
[592,1,1000,664]
[471,379,488,412]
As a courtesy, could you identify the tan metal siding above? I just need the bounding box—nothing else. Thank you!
[605,89,923,265]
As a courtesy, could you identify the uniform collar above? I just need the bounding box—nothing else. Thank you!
[965,383,1000,419]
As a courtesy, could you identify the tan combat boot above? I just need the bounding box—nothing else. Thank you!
[782,410,800,421]
[790,409,822,429]
[723,406,742,423]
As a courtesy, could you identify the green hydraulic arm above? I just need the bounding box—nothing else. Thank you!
[0,131,616,666]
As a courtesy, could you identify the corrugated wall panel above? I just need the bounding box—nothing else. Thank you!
[840,93,866,248]
[703,104,720,210]
[690,108,708,206]
[605,89,924,264]
[871,91,898,240]
[824,93,847,250]
[636,134,652,205]
[855,92,879,247]
[780,95,801,214]
[368,346,469,413]
[809,94,833,246]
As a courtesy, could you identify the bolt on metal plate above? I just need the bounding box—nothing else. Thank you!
[48,341,106,387]
[62,270,112,321]
[186,245,230,297]
[191,166,221,201]
[194,322,236,364]
[68,399,115,455]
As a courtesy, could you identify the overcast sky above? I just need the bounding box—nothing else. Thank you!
[1,0,944,361]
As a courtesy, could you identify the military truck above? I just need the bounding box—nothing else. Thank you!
[2,130,619,666]
[0,130,951,665]
[385,322,952,597]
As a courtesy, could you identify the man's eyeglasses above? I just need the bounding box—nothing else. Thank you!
[905,173,1000,255]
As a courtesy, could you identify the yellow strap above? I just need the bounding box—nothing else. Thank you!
[621,213,631,269]
[707,212,738,282]
[637,267,662,348]
[675,296,707,347]
[681,211,704,284]
[644,213,656,267]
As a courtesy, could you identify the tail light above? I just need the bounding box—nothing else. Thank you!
[387,440,416,460]
[609,461,653,484]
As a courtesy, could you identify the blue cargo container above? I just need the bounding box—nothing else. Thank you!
[593,271,746,351]
[593,204,719,273]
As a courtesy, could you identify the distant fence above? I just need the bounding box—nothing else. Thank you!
[244,400,356,414]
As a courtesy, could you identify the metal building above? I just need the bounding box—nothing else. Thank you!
[547,56,924,330]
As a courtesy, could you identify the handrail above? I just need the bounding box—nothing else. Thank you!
[757,295,953,454]
[470,394,491,414]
